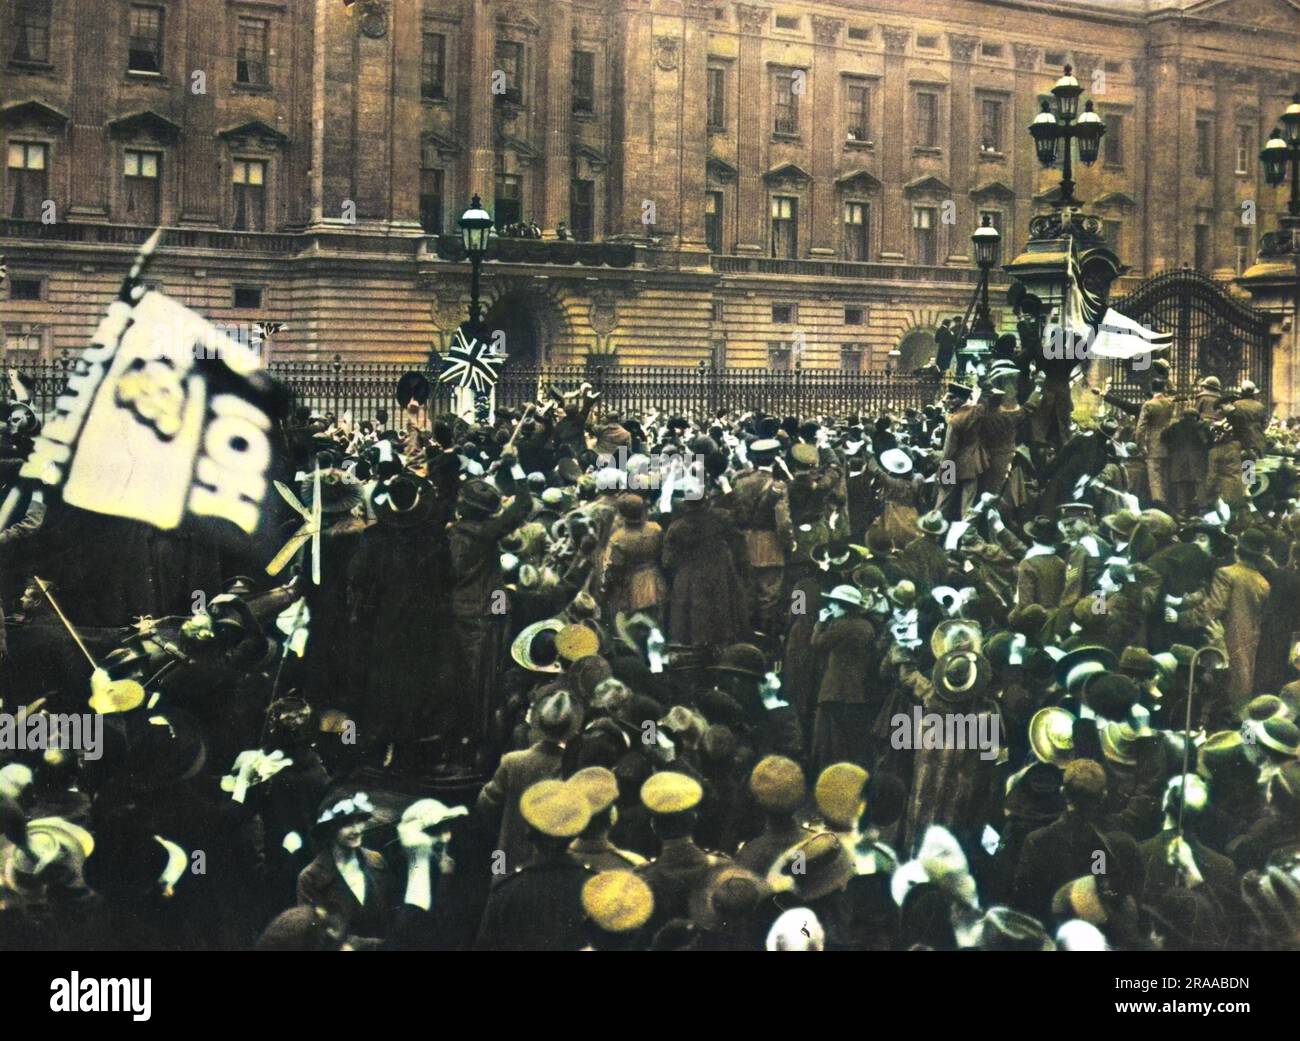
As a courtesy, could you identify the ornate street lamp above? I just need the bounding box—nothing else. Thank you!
[1261,94,1300,225]
[458,194,494,332]
[959,215,1002,368]
[1030,65,1106,208]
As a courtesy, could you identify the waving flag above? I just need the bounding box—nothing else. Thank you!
[437,326,503,393]
[2,288,284,550]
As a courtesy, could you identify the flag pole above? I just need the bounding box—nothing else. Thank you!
[32,576,97,671]
[119,226,164,304]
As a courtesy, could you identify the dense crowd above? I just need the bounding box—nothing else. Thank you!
[2,341,1300,952]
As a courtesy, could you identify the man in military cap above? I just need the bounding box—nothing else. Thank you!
[448,454,533,767]
[475,779,596,950]
[729,438,793,636]
[635,771,732,932]
[566,765,647,873]
[1224,379,1269,458]
[735,755,816,876]
[937,382,988,521]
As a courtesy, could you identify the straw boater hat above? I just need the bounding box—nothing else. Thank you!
[821,584,868,612]
[510,618,565,674]
[768,832,855,901]
[917,510,949,537]
[1028,707,1076,768]
[880,447,913,476]
[931,619,984,659]
[931,650,992,706]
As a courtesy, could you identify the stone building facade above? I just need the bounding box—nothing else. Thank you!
[2,0,1299,371]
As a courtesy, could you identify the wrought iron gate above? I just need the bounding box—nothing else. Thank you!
[1106,268,1273,408]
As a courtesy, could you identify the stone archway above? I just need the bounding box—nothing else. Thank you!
[478,279,569,365]
[898,327,937,370]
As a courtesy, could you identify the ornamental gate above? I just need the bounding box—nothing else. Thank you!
[1106,268,1273,409]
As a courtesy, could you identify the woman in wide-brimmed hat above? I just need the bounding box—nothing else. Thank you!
[810,585,877,774]
[601,493,668,619]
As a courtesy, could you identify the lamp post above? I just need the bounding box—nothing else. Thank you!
[1261,94,1300,231]
[458,194,494,334]
[956,214,1002,372]
[1028,65,1106,209]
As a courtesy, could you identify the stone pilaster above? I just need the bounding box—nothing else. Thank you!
[880,25,911,261]
[734,3,769,254]
[809,15,844,256]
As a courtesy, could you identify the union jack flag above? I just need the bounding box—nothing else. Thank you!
[437,326,503,393]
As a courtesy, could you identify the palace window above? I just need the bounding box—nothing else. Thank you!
[980,97,1004,153]
[420,164,443,235]
[128,5,164,74]
[495,40,524,104]
[6,141,47,220]
[232,158,266,231]
[707,66,726,130]
[495,172,522,225]
[233,285,263,310]
[422,33,446,99]
[846,82,871,143]
[770,195,797,258]
[1195,119,1213,176]
[913,205,938,265]
[570,178,594,241]
[773,70,799,136]
[124,148,162,225]
[915,91,940,149]
[1235,227,1252,274]
[705,190,723,252]
[12,0,51,64]
[1104,113,1124,166]
[572,51,595,114]
[1236,125,1253,175]
[236,17,269,86]
[843,201,869,261]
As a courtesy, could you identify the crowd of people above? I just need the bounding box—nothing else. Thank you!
[2,331,1300,952]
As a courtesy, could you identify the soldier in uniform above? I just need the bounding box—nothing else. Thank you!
[734,755,817,876]
[566,766,647,873]
[937,382,988,521]
[634,772,732,933]
[448,460,533,767]
[475,779,596,950]
[729,438,793,637]
[1224,379,1269,459]
[1135,377,1176,507]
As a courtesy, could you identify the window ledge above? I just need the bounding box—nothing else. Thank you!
[233,82,274,94]
[126,71,168,85]
[1104,162,1126,171]
[572,108,597,120]
[772,132,802,143]
[978,150,1006,161]
[708,123,726,134]
[8,59,54,72]
[913,146,942,156]
[845,139,875,150]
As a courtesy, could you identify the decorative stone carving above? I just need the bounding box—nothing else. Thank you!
[735,4,769,36]
[654,35,679,71]
[1073,51,1102,83]
[1013,43,1038,71]
[949,34,979,62]
[811,16,844,46]
[589,291,619,336]
[882,26,910,55]
[358,1,388,39]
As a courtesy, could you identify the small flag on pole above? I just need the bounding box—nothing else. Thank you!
[437,326,503,394]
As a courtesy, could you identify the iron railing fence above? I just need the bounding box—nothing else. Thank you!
[8,355,945,429]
